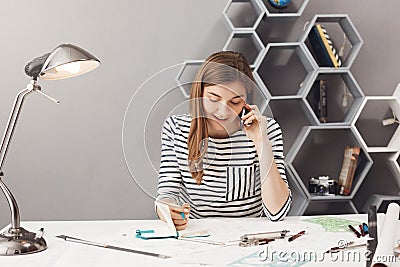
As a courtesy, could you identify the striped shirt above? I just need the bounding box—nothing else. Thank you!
[157,114,291,221]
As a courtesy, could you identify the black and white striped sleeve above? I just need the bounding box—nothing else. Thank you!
[262,118,292,221]
[156,117,182,204]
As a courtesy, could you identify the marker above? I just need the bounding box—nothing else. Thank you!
[167,203,189,220]
[359,224,365,236]
[362,223,369,235]
[348,225,361,238]
[288,230,305,242]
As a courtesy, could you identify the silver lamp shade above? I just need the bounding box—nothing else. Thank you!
[39,43,100,80]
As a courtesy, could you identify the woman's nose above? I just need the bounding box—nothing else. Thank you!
[216,102,230,116]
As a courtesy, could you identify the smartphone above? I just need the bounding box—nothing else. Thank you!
[240,105,252,127]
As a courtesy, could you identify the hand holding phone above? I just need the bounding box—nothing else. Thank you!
[240,104,252,127]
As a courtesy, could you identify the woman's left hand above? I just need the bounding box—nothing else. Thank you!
[241,104,268,144]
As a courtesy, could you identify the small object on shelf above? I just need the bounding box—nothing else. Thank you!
[382,108,399,126]
[309,79,328,123]
[267,0,291,9]
[307,24,342,68]
[308,176,337,196]
[338,146,360,196]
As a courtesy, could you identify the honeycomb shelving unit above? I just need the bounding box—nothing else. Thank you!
[177,0,400,216]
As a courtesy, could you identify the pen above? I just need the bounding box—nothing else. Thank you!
[167,203,188,220]
[348,225,361,238]
[288,231,305,242]
[359,224,365,236]
[362,223,369,235]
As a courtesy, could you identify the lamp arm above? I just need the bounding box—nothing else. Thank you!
[0,179,20,230]
[0,87,33,170]
[0,81,36,231]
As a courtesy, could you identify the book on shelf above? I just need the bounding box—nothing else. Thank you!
[338,146,361,196]
[309,79,327,123]
[308,23,342,68]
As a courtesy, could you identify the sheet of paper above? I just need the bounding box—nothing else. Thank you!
[155,200,176,234]
[372,203,400,267]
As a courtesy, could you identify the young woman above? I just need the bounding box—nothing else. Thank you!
[157,51,291,230]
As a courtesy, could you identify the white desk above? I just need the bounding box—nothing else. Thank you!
[0,215,398,267]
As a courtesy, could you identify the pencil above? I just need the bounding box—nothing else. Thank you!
[288,231,305,242]
[348,225,361,238]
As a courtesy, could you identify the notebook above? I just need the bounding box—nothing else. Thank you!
[135,201,210,240]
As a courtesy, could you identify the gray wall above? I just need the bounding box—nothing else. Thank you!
[0,0,399,227]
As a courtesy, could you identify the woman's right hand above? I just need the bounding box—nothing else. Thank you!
[169,203,190,230]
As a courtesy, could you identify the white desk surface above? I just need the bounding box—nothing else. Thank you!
[0,215,398,267]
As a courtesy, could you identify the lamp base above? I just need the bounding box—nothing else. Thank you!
[0,227,47,255]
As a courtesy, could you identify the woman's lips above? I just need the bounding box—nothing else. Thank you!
[212,114,229,122]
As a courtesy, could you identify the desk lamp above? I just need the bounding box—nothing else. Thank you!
[0,44,100,255]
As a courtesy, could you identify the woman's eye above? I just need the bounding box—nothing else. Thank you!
[231,101,241,105]
[209,98,219,102]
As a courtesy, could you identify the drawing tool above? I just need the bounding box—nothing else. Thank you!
[178,237,225,246]
[288,230,306,242]
[348,224,361,238]
[56,235,170,259]
[165,203,189,220]
[359,224,365,236]
[362,222,369,235]
[241,230,289,241]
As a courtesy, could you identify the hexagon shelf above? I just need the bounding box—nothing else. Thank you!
[268,97,311,154]
[300,14,363,69]
[354,97,400,153]
[361,194,400,214]
[223,30,264,68]
[176,60,204,99]
[303,69,364,125]
[353,84,400,153]
[303,200,358,216]
[178,5,400,216]
[286,126,373,213]
[223,0,264,31]
[387,152,400,190]
[286,166,308,216]
[254,42,316,99]
[258,0,309,19]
